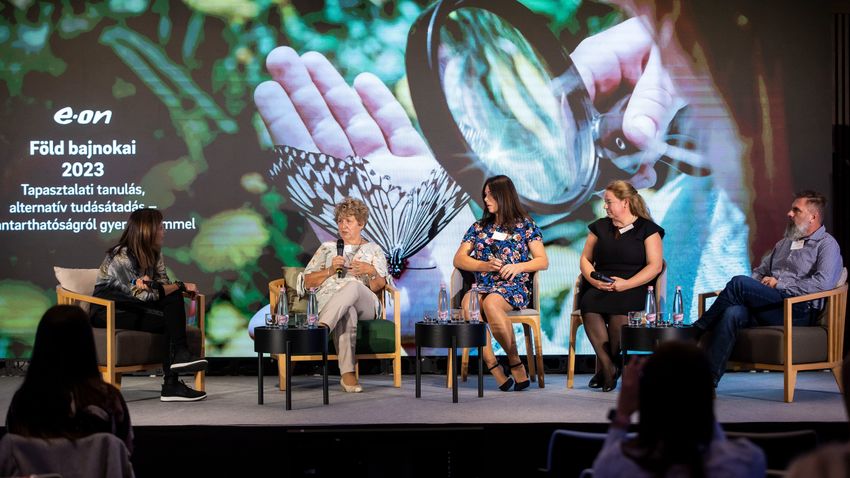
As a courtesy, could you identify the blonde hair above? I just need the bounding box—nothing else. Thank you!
[334,197,369,225]
[606,180,652,221]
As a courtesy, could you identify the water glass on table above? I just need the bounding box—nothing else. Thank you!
[265,313,276,329]
[628,311,643,327]
[423,310,435,324]
[656,312,669,328]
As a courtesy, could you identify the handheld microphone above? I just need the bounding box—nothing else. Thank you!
[336,238,345,278]
[489,244,500,260]
[591,271,615,283]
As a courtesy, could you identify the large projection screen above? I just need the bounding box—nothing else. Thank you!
[0,0,833,358]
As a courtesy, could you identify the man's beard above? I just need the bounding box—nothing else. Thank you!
[784,221,808,240]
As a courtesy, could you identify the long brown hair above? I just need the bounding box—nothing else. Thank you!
[480,175,529,226]
[109,208,163,272]
[606,180,652,221]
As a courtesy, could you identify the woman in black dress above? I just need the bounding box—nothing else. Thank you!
[579,180,664,391]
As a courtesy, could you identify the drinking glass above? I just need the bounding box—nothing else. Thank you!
[628,311,643,327]
[423,310,435,324]
[656,312,668,328]
[451,309,463,323]
[264,313,275,328]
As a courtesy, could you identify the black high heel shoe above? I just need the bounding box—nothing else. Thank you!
[488,363,514,392]
[510,362,531,391]
[588,371,604,389]
[601,367,621,393]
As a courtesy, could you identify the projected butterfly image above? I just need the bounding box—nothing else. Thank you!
[269,145,470,278]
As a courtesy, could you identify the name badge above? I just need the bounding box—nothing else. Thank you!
[492,231,508,241]
[790,240,805,250]
[618,223,634,234]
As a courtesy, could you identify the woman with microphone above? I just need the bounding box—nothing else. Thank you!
[302,197,389,392]
[453,175,548,391]
[578,180,664,392]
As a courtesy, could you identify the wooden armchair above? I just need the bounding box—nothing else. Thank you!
[568,261,666,388]
[698,268,848,402]
[54,267,205,391]
[269,267,402,390]
[450,268,545,388]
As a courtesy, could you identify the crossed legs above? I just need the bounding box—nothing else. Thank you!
[319,281,376,387]
[461,292,529,387]
[581,312,627,389]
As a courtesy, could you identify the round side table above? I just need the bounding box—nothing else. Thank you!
[254,326,329,410]
[415,321,487,403]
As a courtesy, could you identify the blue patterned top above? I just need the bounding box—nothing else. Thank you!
[461,217,543,309]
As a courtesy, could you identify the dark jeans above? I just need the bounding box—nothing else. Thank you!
[91,292,189,381]
[694,275,812,383]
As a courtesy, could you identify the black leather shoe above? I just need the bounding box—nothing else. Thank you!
[588,371,604,389]
[601,367,620,393]
[510,362,530,392]
[488,363,514,392]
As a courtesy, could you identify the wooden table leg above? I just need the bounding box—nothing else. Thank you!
[478,346,484,398]
[285,340,292,411]
[322,337,329,405]
[257,353,263,405]
[452,336,458,403]
[415,344,422,398]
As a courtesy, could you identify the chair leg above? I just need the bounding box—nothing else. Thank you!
[393,355,402,388]
[277,354,287,391]
[567,318,580,389]
[194,371,205,392]
[446,352,454,388]
[461,348,470,382]
[355,362,360,381]
[534,321,545,388]
[832,365,843,393]
[784,368,798,403]
[522,323,536,383]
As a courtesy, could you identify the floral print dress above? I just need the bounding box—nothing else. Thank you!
[461,217,543,309]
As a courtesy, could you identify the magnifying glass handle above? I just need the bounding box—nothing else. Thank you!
[594,96,710,177]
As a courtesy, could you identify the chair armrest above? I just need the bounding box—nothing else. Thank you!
[186,292,205,356]
[56,286,116,369]
[382,282,402,325]
[697,290,723,317]
[56,286,114,308]
[782,284,847,306]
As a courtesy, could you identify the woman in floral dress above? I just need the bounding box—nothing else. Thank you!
[453,175,548,391]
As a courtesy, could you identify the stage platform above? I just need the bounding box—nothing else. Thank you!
[1,370,847,476]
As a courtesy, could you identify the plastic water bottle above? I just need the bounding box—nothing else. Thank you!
[672,286,684,327]
[437,282,449,324]
[276,285,289,328]
[306,287,319,329]
[468,283,481,324]
[644,285,657,327]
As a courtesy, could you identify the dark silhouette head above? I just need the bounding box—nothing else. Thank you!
[6,305,103,438]
[27,305,101,386]
[626,341,715,476]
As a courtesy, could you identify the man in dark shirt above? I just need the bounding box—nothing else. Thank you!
[694,190,844,386]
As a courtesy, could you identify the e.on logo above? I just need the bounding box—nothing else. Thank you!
[53,106,112,125]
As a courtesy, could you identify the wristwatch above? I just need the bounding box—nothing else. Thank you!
[175,281,187,293]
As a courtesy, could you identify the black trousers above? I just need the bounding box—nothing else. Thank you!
[91,292,189,381]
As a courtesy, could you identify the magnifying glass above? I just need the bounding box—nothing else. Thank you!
[406,0,708,216]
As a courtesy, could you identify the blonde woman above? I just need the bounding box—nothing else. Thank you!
[302,198,389,393]
[579,180,664,392]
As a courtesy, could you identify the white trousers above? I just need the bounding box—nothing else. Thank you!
[319,281,376,374]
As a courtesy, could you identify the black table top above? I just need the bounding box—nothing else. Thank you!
[414,321,487,348]
[254,326,328,355]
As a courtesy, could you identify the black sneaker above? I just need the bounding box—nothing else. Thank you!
[161,380,207,402]
[170,348,208,373]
